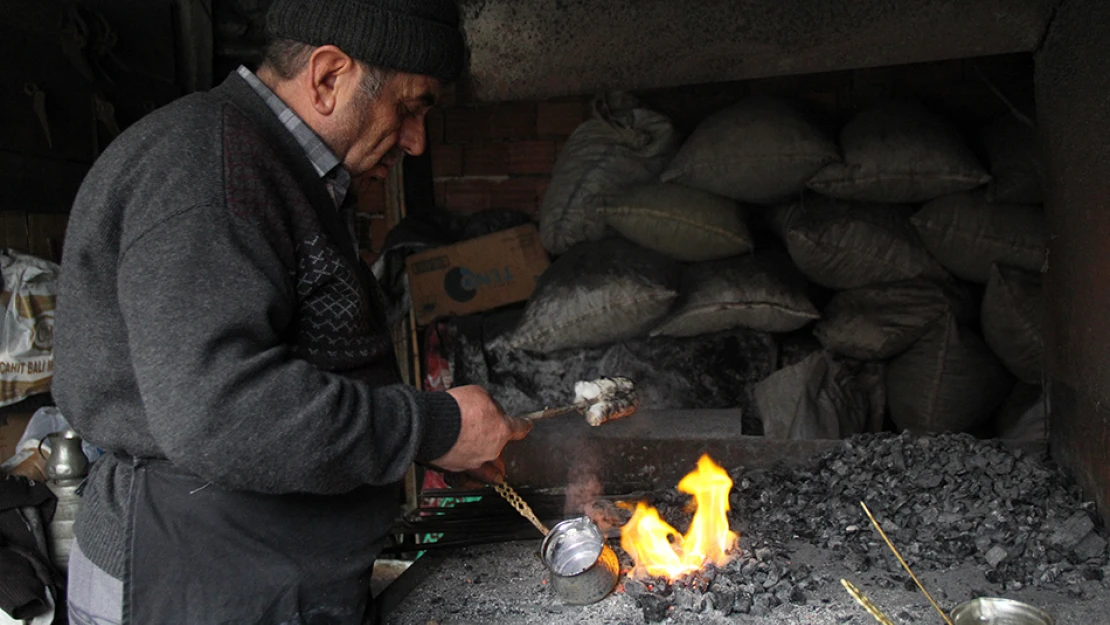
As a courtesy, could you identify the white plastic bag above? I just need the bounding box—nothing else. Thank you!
[1,250,59,407]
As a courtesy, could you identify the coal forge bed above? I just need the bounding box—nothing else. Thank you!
[372,1,1110,621]
[382,432,1110,624]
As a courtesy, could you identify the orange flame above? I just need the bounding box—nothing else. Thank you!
[620,454,738,580]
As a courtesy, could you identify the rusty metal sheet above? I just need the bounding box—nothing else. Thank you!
[502,409,842,490]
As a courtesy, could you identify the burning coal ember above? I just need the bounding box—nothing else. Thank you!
[621,455,738,580]
[614,454,751,621]
[618,535,814,621]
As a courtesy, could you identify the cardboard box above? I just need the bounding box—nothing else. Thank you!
[407,224,549,326]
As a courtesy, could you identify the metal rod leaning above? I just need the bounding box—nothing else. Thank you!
[860,502,954,625]
[841,579,897,625]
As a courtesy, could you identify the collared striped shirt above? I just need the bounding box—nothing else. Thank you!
[237,65,351,209]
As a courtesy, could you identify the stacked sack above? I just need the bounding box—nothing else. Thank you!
[518,91,1045,441]
[790,99,1045,439]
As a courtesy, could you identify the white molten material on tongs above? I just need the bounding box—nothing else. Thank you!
[518,377,639,426]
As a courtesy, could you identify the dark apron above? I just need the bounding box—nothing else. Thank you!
[125,457,399,624]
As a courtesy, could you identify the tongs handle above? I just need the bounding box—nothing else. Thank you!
[517,404,581,421]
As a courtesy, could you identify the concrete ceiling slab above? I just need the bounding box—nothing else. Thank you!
[459,0,1056,102]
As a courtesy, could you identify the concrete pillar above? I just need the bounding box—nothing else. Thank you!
[1035,0,1110,525]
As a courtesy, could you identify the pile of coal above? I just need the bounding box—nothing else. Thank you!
[618,432,1107,621]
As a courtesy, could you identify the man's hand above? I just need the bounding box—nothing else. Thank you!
[431,385,532,474]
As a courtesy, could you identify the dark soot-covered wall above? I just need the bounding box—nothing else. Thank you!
[1036,0,1110,527]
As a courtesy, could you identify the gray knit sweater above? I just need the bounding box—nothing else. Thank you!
[53,72,460,577]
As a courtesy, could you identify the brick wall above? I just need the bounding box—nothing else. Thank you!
[352,175,390,266]
[424,87,592,219]
[352,92,593,264]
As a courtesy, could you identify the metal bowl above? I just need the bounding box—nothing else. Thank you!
[950,597,1054,625]
[540,516,620,605]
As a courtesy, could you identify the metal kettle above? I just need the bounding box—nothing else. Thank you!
[39,430,89,483]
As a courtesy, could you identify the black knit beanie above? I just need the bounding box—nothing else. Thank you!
[265,0,466,83]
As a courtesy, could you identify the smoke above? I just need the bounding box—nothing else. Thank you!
[564,453,602,517]
[564,450,630,532]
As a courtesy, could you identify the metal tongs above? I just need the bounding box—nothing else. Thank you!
[495,377,639,537]
[517,377,638,426]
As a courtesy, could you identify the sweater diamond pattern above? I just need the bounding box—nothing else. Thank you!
[223,106,393,372]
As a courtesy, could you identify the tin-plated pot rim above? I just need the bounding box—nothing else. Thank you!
[540,516,620,605]
[541,516,605,573]
[950,597,1054,625]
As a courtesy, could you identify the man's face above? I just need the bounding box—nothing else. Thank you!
[334,69,441,179]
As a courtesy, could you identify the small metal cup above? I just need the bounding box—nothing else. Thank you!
[540,516,620,605]
[951,597,1054,625]
[39,430,89,483]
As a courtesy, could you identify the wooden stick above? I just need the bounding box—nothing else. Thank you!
[841,579,896,625]
[860,502,954,625]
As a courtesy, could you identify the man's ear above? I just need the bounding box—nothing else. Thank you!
[304,45,358,116]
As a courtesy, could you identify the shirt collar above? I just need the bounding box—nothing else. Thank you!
[236,65,351,207]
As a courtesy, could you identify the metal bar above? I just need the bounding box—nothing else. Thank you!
[380,534,540,556]
[518,404,579,422]
[374,551,442,620]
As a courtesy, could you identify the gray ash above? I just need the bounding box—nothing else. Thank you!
[451,311,777,433]
[616,432,1107,621]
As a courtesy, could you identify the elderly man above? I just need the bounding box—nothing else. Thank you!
[53,1,528,622]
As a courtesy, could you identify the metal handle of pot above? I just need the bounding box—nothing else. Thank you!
[494,481,549,536]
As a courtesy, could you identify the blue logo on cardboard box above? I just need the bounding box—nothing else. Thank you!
[444,266,515,302]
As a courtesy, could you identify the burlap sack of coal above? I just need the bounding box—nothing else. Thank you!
[454,309,778,434]
[981,114,1043,204]
[509,238,680,353]
[981,264,1043,384]
[650,253,819,337]
[539,92,681,255]
[762,201,801,241]
[659,96,840,205]
[761,332,888,435]
[912,192,1045,283]
[777,330,824,368]
[807,99,990,203]
[886,313,1014,433]
[994,382,1047,442]
[762,195,817,240]
[754,351,869,440]
[814,278,976,360]
[603,183,753,262]
[783,197,949,289]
